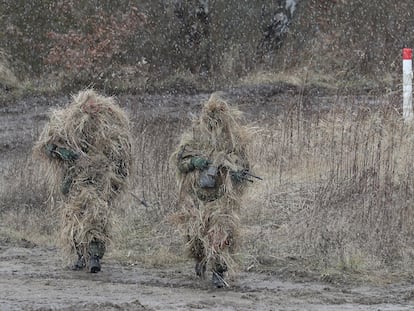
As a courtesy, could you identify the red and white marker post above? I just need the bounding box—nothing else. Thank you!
[403,48,413,121]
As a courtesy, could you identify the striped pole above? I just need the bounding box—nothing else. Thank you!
[403,48,413,121]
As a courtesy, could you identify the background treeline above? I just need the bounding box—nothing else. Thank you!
[2,0,414,93]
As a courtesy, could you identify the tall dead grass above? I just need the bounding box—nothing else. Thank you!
[243,93,414,277]
[3,93,414,277]
[111,112,187,266]
[0,155,54,245]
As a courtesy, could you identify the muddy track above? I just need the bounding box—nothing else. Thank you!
[1,244,414,311]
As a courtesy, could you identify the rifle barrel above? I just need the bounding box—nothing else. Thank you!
[245,171,263,180]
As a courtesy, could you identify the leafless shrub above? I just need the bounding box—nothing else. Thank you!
[44,4,147,91]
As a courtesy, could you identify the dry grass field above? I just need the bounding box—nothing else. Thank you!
[3,1,414,308]
[1,87,413,275]
[3,87,414,309]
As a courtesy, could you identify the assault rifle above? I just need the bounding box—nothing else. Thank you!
[230,169,263,183]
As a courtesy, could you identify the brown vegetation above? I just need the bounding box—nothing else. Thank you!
[274,0,414,91]
[3,91,414,282]
[2,1,414,94]
[2,0,414,285]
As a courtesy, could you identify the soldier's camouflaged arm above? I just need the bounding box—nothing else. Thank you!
[178,156,195,173]
[177,144,195,173]
[45,143,79,161]
[178,156,211,173]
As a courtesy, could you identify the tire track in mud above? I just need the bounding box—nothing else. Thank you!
[1,245,414,311]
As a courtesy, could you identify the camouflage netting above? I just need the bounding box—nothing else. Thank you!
[171,93,253,273]
[33,89,132,264]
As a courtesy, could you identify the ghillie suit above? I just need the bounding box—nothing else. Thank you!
[171,93,254,288]
[33,89,132,273]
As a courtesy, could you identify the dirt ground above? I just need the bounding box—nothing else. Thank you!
[1,88,414,311]
[1,242,414,311]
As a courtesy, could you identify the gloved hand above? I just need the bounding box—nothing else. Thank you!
[56,147,79,161]
[45,144,79,161]
[190,156,210,170]
[45,144,58,158]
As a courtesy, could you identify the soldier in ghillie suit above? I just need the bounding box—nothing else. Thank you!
[33,89,132,273]
[172,93,256,288]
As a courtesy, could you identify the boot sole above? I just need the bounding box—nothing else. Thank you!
[212,271,228,288]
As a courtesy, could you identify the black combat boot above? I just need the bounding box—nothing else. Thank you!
[70,247,86,271]
[88,240,105,273]
[70,253,86,270]
[89,255,101,273]
[212,263,228,288]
